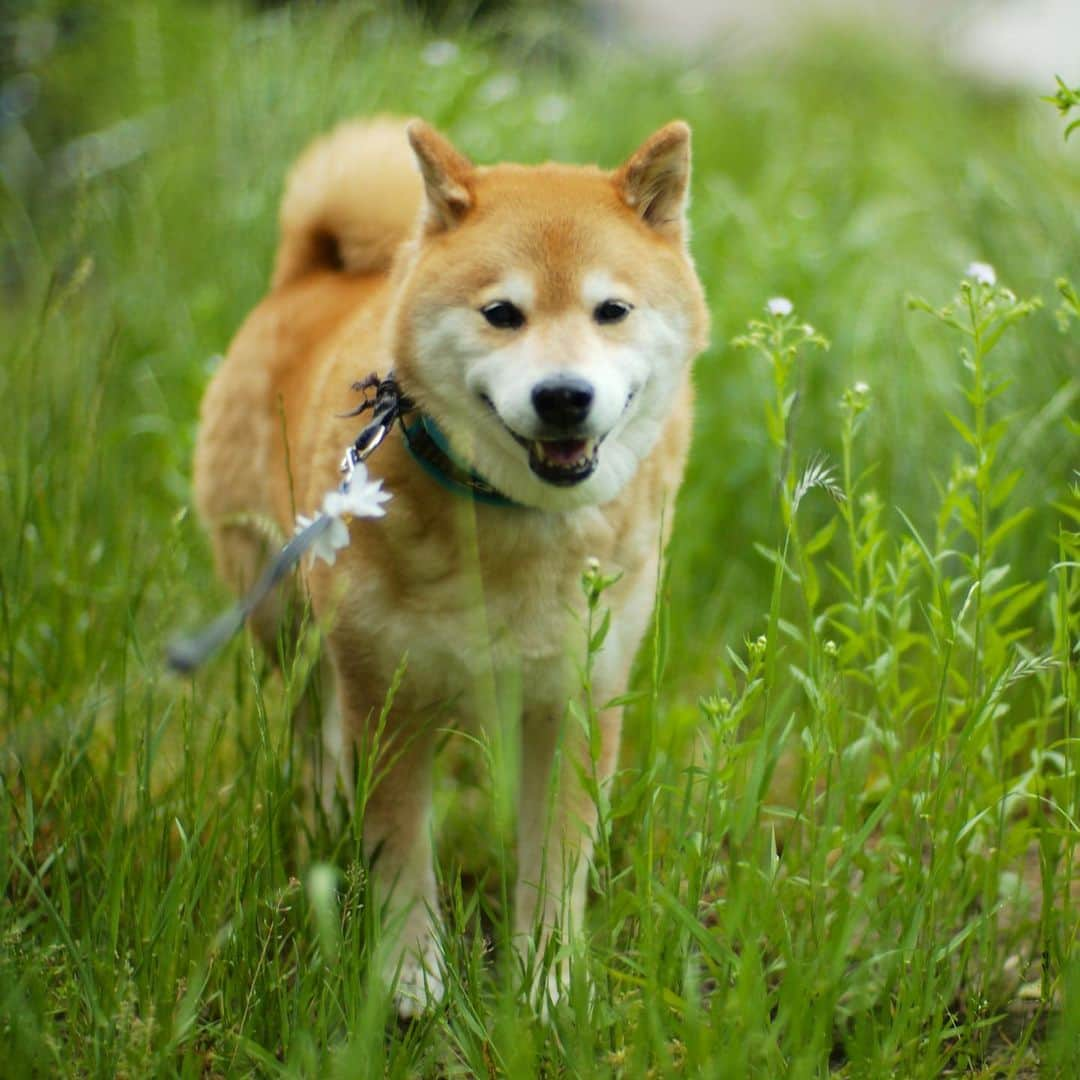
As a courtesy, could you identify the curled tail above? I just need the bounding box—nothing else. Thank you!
[272,117,422,289]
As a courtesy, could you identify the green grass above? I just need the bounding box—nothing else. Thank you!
[2,1,1079,1075]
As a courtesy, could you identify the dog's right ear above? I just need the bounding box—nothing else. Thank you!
[406,120,474,232]
[614,121,692,242]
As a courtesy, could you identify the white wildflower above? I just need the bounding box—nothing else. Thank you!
[294,463,390,567]
[322,467,391,521]
[767,297,793,317]
[294,512,349,568]
[966,261,997,286]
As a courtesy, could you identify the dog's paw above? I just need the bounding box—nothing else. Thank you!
[391,939,445,1021]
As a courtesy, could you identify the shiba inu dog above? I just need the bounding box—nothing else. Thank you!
[192,117,709,1016]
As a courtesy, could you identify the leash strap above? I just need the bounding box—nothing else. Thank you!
[167,514,334,673]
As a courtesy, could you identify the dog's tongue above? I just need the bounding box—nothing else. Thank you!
[537,438,590,466]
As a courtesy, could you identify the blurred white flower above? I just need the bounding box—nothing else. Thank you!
[854,380,870,394]
[966,261,997,286]
[294,464,390,567]
[478,73,519,106]
[535,94,570,125]
[421,40,459,67]
[767,297,793,316]
[307,863,338,910]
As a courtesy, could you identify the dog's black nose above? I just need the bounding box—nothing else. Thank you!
[531,376,594,428]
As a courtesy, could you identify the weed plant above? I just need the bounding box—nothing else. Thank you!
[1,2,1078,1076]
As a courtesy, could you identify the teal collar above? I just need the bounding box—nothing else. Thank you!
[401,413,522,508]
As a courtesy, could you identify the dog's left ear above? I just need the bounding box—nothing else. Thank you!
[406,120,474,232]
[614,121,691,241]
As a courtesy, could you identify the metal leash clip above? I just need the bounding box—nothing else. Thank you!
[339,373,413,478]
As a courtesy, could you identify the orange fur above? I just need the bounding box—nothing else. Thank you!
[193,117,709,1015]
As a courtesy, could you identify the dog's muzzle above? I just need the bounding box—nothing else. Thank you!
[481,374,622,487]
[519,376,597,485]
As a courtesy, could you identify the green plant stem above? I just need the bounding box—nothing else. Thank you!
[966,287,989,707]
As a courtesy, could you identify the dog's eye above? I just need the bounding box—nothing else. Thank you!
[481,301,526,330]
[594,299,633,325]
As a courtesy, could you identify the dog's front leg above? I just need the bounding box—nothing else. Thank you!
[514,699,623,1004]
[331,647,445,1019]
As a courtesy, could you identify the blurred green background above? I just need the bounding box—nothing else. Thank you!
[1,3,1078,1073]
[2,0,1076,704]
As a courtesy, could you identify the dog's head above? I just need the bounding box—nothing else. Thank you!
[390,121,710,511]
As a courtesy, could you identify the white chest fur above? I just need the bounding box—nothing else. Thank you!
[331,496,659,712]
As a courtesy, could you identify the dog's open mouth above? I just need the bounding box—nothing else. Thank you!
[480,395,601,487]
[526,437,599,486]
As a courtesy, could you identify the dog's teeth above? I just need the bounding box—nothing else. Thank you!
[534,438,595,467]
[525,436,599,486]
